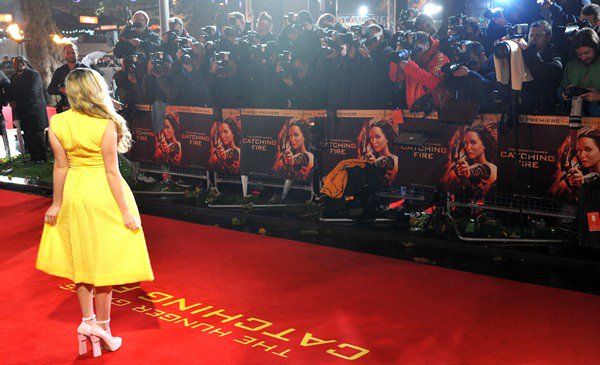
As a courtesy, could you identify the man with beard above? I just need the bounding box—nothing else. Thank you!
[8,57,48,163]
[560,28,600,116]
[48,43,88,113]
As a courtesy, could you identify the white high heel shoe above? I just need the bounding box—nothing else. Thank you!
[77,314,101,357]
[77,315,122,357]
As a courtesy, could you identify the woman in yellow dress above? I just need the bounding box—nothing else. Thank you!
[36,68,154,357]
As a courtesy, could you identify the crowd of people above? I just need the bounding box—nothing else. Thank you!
[110,2,600,117]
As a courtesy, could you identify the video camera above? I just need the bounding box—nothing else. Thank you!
[164,30,193,49]
[150,52,168,76]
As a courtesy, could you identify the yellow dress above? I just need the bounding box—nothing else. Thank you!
[36,110,154,286]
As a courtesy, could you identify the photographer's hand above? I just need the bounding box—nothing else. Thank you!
[147,61,154,75]
[129,38,141,47]
[183,63,194,73]
[561,85,572,102]
[210,61,218,74]
[582,89,600,103]
[283,76,294,86]
[358,45,370,58]
[515,38,528,50]
[59,87,67,95]
[127,73,137,84]
[453,66,469,77]
[542,0,553,9]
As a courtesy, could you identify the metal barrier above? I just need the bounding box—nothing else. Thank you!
[131,160,211,191]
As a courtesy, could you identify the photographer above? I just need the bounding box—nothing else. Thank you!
[390,31,450,109]
[317,13,347,34]
[228,12,252,38]
[210,50,247,108]
[114,10,161,59]
[482,8,508,56]
[443,42,495,111]
[170,43,212,107]
[559,28,600,116]
[414,14,438,39]
[358,25,395,109]
[581,4,600,35]
[516,20,564,114]
[141,53,178,105]
[249,42,286,108]
[47,43,88,114]
[542,0,591,27]
[114,52,146,107]
[256,12,276,43]
[279,11,320,61]
[277,51,322,109]
[161,17,193,59]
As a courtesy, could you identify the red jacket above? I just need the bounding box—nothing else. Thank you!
[389,37,449,108]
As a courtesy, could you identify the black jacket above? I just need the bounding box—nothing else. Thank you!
[114,28,161,59]
[170,62,212,107]
[8,68,48,132]
[521,43,563,114]
[47,62,89,112]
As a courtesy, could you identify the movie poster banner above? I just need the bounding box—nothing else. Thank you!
[128,105,155,164]
[321,110,399,187]
[395,113,500,199]
[162,106,214,170]
[208,108,242,175]
[498,116,600,202]
[239,109,325,182]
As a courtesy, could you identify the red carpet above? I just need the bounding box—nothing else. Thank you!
[0,189,599,364]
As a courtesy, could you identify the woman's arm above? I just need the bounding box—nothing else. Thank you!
[101,122,140,230]
[44,128,68,225]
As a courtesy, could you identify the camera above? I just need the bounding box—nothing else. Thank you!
[180,48,193,65]
[397,9,416,31]
[448,14,467,27]
[505,24,529,39]
[557,19,592,39]
[349,25,368,36]
[199,26,217,42]
[121,24,138,40]
[564,86,589,99]
[284,12,296,25]
[215,51,230,77]
[320,36,342,57]
[222,26,235,39]
[277,50,293,78]
[123,53,141,74]
[150,51,165,75]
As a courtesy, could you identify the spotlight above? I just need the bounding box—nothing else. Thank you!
[358,5,369,17]
[423,3,443,16]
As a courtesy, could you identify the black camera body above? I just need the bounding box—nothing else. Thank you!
[199,26,217,42]
[278,50,294,78]
[123,53,141,74]
[150,52,165,75]
[215,51,231,77]
[393,31,419,62]
[448,14,467,27]
[121,25,139,41]
[564,86,589,99]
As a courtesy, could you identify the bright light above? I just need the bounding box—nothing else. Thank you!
[51,34,73,44]
[6,23,24,42]
[0,14,13,23]
[423,3,443,16]
[358,5,369,17]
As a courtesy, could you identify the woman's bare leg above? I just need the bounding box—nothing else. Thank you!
[76,283,95,324]
[94,286,113,335]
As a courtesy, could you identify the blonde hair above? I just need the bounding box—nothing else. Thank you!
[65,68,132,153]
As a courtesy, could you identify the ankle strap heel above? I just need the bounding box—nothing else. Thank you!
[96,318,110,325]
[82,314,96,322]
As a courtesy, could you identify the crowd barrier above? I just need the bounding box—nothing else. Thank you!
[126,104,600,223]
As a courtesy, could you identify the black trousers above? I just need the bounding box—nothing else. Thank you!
[22,129,47,161]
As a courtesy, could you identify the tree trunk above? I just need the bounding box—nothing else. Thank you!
[20,0,63,102]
